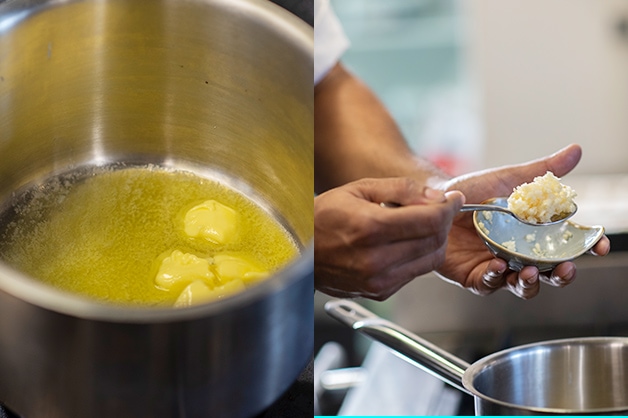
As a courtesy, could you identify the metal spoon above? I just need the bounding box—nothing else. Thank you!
[381,197,577,226]
[460,197,577,226]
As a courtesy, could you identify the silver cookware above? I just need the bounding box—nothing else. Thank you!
[326,299,628,415]
[0,0,313,417]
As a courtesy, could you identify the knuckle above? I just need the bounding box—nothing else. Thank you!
[357,253,382,279]
[349,214,386,247]
[362,277,393,301]
[396,177,419,193]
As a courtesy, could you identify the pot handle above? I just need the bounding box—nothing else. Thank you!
[325,299,472,395]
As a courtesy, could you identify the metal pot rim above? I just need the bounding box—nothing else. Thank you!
[0,0,314,324]
[462,336,628,414]
[0,243,313,323]
[0,0,314,48]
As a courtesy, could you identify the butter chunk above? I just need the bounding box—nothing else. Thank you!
[155,250,214,290]
[174,280,215,307]
[210,279,247,300]
[183,200,238,244]
[214,254,269,284]
[174,278,247,307]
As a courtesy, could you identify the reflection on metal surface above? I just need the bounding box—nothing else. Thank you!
[466,338,628,414]
[0,0,314,416]
[0,10,29,33]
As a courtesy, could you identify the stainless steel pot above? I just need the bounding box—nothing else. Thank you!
[326,299,628,415]
[0,0,313,417]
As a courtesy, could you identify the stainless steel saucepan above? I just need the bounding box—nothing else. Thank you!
[0,0,313,417]
[326,299,628,415]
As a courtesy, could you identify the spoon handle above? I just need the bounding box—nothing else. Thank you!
[460,204,512,214]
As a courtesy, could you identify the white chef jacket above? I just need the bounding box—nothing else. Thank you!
[314,0,350,85]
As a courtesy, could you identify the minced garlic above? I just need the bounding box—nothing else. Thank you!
[507,171,576,224]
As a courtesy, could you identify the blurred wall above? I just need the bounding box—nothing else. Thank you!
[467,0,628,174]
[391,253,628,334]
[330,0,482,176]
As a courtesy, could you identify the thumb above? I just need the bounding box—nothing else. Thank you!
[477,144,582,196]
[509,143,582,181]
[533,143,582,177]
[444,144,583,203]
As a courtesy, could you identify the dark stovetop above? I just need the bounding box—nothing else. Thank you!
[258,359,313,417]
[270,0,313,27]
[0,360,313,418]
[0,403,18,418]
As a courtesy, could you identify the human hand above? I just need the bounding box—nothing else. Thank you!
[314,177,465,300]
[435,144,611,299]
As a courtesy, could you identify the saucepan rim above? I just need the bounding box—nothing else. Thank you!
[0,0,314,48]
[0,244,313,323]
[0,0,314,324]
[463,336,628,414]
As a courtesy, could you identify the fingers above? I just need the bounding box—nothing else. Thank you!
[507,144,582,180]
[539,144,582,178]
[374,189,464,245]
[357,177,433,206]
[505,266,540,299]
[470,228,607,301]
[314,178,467,300]
[475,259,577,300]
[445,144,583,202]
[590,235,610,256]
[539,262,576,287]
[350,192,465,299]
[355,245,450,301]
[358,177,464,207]
[476,258,507,295]
[475,260,540,299]
[315,234,452,301]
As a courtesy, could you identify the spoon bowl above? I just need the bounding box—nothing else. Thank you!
[461,197,577,226]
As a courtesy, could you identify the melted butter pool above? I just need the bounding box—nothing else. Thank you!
[0,166,298,306]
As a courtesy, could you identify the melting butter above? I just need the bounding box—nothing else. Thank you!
[213,253,269,284]
[183,200,238,244]
[174,278,247,307]
[174,280,213,307]
[154,250,214,291]
[0,167,298,306]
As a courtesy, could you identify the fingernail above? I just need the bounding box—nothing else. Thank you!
[518,273,537,289]
[424,187,445,201]
[550,270,574,286]
[486,270,500,278]
[488,266,505,277]
[444,190,466,205]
